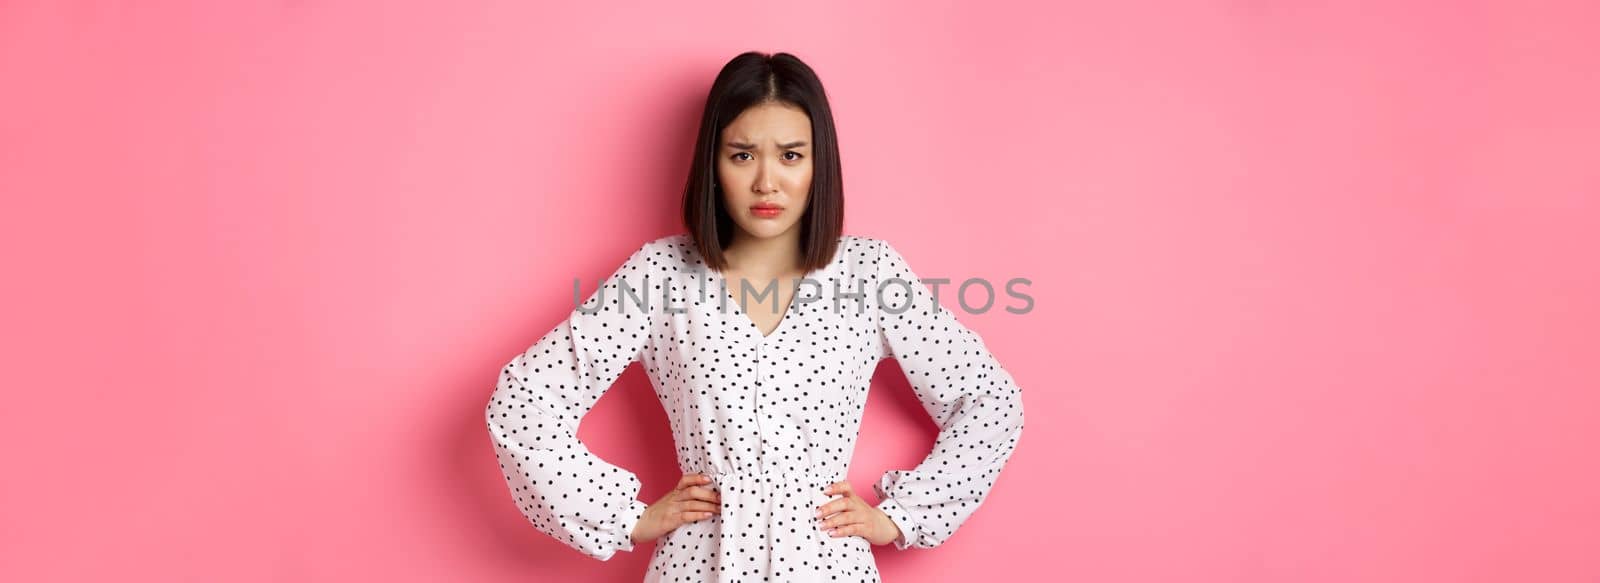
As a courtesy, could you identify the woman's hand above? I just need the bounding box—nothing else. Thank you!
[816,480,903,546]
[630,473,722,544]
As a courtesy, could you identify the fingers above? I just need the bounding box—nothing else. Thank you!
[817,481,859,518]
[676,473,711,490]
[817,495,858,518]
[663,474,722,527]
[826,522,862,537]
[678,500,720,514]
[678,510,717,522]
[825,496,851,518]
[819,508,864,535]
[817,481,867,537]
[675,496,721,525]
[679,485,722,504]
[823,480,854,497]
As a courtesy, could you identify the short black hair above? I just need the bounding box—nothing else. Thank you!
[680,51,844,273]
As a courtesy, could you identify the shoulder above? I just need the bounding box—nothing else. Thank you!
[838,233,883,252]
[836,233,890,253]
[835,234,894,282]
[632,233,699,275]
[597,235,688,278]
[841,234,907,254]
[634,233,688,252]
[648,233,692,249]
[838,233,904,266]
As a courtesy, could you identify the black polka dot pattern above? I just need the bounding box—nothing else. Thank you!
[485,234,1026,581]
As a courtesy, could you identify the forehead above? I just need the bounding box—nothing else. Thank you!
[720,103,812,144]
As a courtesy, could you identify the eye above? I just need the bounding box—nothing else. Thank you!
[732,152,752,161]
[784,152,804,161]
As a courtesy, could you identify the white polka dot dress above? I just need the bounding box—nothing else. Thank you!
[485,234,1025,582]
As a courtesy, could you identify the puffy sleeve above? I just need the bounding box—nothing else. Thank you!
[869,238,1026,550]
[484,241,659,561]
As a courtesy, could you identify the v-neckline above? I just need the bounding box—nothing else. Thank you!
[687,234,844,343]
[713,268,811,341]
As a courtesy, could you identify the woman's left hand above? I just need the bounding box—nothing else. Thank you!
[816,480,902,546]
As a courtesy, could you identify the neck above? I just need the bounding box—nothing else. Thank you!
[725,228,803,277]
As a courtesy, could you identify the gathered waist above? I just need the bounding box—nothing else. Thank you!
[694,464,842,486]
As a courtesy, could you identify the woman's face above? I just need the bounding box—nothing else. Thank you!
[717,102,814,242]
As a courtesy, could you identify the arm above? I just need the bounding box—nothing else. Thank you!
[870,239,1026,550]
[484,241,659,561]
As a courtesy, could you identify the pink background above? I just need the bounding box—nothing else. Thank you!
[3,1,1597,581]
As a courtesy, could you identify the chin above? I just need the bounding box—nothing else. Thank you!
[737,219,798,239]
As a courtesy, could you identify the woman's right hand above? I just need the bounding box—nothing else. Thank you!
[629,473,722,544]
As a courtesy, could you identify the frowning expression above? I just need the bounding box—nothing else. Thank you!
[717,102,814,240]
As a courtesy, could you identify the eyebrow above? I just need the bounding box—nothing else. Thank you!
[725,140,809,150]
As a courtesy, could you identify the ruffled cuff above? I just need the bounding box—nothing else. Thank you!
[874,496,918,550]
[608,499,650,558]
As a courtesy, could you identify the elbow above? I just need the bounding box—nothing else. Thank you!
[1011,392,1025,438]
[996,386,1025,446]
[557,515,636,562]
[902,523,950,550]
[563,536,624,562]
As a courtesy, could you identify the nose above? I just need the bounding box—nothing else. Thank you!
[753,161,779,194]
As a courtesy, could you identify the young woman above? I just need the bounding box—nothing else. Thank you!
[486,51,1025,582]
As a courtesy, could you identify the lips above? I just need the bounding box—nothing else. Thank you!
[751,203,784,211]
